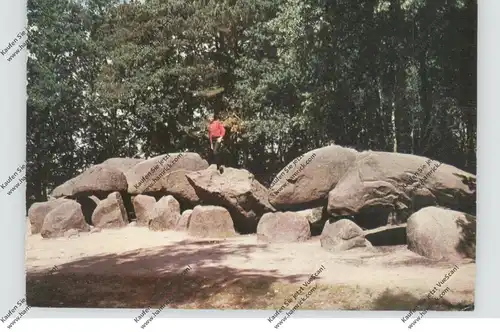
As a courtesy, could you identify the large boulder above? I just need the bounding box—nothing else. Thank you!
[92,192,129,228]
[406,206,476,261]
[257,212,311,243]
[135,169,201,204]
[327,151,476,228]
[72,165,128,196]
[268,145,359,209]
[50,158,143,199]
[132,194,156,226]
[51,165,128,198]
[100,157,145,173]
[126,152,208,194]
[27,198,72,234]
[148,195,181,231]
[320,219,371,252]
[41,201,90,238]
[186,167,275,234]
[50,178,76,198]
[187,205,237,238]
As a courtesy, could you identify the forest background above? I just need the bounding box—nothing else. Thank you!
[26,0,477,208]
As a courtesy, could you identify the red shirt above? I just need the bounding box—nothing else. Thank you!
[208,120,226,144]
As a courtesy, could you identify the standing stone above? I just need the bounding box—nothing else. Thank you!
[133,194,156,226]
[257,212,311,243]
[188,206,237,238]
[28,198,71,234]
[92,192,129,229]
[41,201,90,238]
[148,195,181,231]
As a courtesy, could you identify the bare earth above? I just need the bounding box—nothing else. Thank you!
[25,227,475,310]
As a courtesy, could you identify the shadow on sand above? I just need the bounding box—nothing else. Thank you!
[27,240,307,309]
[372,289,474,311]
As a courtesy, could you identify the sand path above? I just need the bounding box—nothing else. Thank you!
[25,226,475,305]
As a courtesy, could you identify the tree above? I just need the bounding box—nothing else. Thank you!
[27,0,477,201]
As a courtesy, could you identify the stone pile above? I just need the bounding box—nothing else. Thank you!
[27,145,476,261]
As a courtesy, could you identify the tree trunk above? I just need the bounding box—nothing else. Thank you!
[418,50,432,155]
[391,100,397,152]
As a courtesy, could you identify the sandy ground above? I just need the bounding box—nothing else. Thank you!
[25,225,475,308]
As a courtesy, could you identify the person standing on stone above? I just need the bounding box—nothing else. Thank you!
[207,113,226,173]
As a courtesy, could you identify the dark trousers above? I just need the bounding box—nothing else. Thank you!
[211,138,222,168]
